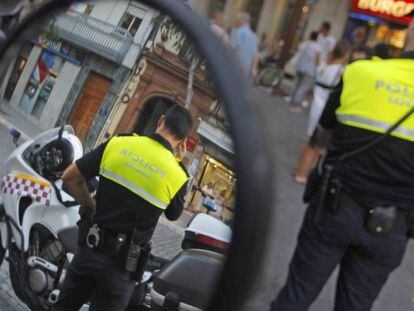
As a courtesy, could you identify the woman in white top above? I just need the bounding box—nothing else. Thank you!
[294,40,351,184]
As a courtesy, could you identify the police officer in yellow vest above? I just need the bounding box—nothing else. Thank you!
[53,105,192,311]
[271,19,414,311]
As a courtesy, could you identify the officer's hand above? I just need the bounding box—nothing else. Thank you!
[177,140,187,160]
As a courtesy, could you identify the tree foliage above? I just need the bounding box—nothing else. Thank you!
[152,14,201,64]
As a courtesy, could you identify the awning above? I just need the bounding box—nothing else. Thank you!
[197,121,234,154]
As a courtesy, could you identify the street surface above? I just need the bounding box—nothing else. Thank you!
[1,90,414,310]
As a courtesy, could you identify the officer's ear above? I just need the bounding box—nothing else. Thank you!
[156,115,166,132]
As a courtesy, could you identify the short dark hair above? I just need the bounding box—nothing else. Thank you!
[332,39,352,60]
[322,22,331,31]
[310,31,319,41]
[372,43,391,59]
[164,105,193,140]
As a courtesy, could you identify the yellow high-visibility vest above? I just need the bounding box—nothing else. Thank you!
[337,58,414,142]
[100,135,188,210]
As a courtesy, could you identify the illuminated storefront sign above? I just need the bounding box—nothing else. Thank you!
[351,0,414,24]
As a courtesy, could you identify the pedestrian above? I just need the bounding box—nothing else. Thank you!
[294,40,351,184]
[289,31,321,113]
[211,190,227,220]
[210,10,230,46]
[53,105,193,311]
[318,21,336,64]
[259,35,285,68]
[271,18,414,311]
[259,32,269,52]
[230,11,260,77]
[196,182,215,212]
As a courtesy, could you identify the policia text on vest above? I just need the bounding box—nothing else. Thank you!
[337,58,414,142]
[100,135,188,210]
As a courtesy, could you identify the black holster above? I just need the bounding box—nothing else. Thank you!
[118,231,152,282]
[312,164,334,225]
[132,243,151,282]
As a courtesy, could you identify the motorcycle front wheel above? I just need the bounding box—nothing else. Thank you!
[0,204,6,266]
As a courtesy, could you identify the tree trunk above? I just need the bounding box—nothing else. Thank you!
[185,58,198,109]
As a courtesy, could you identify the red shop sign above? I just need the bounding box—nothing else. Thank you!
[351,0,414,25]
[186,137,198,153]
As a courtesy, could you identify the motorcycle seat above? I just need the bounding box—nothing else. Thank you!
[57,226,78,254]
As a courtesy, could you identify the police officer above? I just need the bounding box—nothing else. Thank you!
[271,19,414,311]
[53,105,193,311]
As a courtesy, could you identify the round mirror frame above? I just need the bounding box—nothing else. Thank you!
[0,1,274,310]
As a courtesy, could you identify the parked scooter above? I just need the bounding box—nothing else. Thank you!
[132,214,231,310]
[0,126,232,311]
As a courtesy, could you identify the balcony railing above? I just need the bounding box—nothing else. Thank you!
[53,10,133,64]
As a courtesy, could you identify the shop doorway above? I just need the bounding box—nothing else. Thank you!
[68,72,112,142]
[244,0,264,31]
[4,56,27,100]
[134,97,176,136]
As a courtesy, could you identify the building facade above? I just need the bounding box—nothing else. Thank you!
[2,0,156,150]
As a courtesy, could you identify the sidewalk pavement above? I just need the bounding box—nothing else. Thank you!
[0,100,42,140]
[242,87,414,311]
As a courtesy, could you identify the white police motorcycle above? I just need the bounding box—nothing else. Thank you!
[0,126,231,311]
[0,125,83,310]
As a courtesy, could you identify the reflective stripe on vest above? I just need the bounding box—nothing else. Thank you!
[99,135,188,210]
[99,168,168,209]
[336,115,414,140]
[337,58,414,142]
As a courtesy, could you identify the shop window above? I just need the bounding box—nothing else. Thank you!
[119,5,147,37]
[120,13,143,36]
[70,3,94,15]
[189,155,236,224]
[19,51,65,118]
[84,5,94,15]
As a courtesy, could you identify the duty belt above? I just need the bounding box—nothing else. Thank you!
[86,225,131,250]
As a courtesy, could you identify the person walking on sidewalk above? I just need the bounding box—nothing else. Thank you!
[53,105,192,311]
[230,11,260,77]
[210,10,230,46]
[294,40,351,184]
[317,22,336,65]
[289,31,321,113]
[271,18,414,311]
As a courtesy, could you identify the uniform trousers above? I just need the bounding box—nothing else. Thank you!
[271,192,409,311]
[53,245,135,311]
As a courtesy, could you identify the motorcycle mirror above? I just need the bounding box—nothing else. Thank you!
[0,1,273,311]
[57,124,64,142]
[9,127,21,147]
